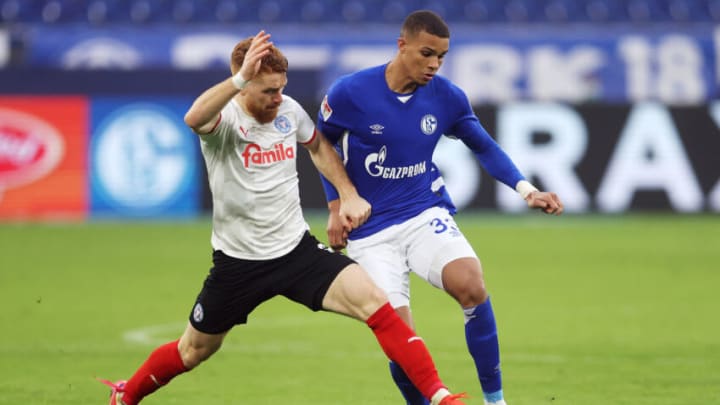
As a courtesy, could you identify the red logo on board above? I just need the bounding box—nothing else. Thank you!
[0,109,64,190]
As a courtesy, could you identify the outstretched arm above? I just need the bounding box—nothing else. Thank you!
[455,119,564,215]
[304,130,371,233]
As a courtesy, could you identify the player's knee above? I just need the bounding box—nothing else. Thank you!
[446,273,488,307]
[459,285,488,307]
[356,281,391,320]
[366,283,389,307]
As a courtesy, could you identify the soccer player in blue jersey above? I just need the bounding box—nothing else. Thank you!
[316,10,564,405]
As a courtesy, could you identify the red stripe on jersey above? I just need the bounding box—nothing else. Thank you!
[301,128,318,145]
[207,113,222,133]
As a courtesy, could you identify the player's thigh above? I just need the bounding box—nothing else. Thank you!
[347,233,411,308]
[407,206,478,290]
[190,250,275,334]
[322,263,388,321]
[279,232,354,312]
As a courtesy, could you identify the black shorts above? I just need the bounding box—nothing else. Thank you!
[189,231,355,334]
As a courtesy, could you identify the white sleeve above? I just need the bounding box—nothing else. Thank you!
[287,96,315,144]
[198,102,235,146]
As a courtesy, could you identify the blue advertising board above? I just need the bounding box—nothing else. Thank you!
[89,97,201,218]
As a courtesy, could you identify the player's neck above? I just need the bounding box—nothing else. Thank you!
[385,60,418,94]
[234,96,263,124]
[234,95,251,117]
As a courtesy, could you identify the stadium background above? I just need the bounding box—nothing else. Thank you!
[1,0,719,219]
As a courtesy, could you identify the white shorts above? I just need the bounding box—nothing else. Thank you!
[347,206,478,308]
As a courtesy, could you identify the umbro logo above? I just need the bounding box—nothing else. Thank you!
[370,124,384,135]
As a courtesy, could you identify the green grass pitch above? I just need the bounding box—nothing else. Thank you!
[1,213,718,404]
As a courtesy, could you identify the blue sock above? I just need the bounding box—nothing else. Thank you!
[389,361,429,405]
[464,298,503,401]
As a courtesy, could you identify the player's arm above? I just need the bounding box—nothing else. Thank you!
[314,147,347,249]
[454,118,564,215]
[184,30,273,134]
[325,199,348,250]
[303,129,371,231]
[319,172,346,250]
[314,85,360,248]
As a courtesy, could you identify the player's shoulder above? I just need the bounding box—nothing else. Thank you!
[352,64,385,79]
[428,74,467,103]
[278,95,312,121]
[431,74,462,94]
[332,65,385,92]
[280,93,299,106]
[279,94,305,112]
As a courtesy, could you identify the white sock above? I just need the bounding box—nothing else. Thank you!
[430,388,451,405]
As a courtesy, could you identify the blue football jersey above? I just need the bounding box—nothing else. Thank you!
[317,64,523,239]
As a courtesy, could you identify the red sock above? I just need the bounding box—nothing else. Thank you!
[122,339,188,405]
[366,303,446,400]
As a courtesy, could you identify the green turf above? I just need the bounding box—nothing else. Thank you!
[1,213,719,404]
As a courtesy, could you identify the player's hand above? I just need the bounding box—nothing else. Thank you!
[525,191,564,215]
[339,195,371,230]
[238,30,273,83]
[326,207,349,251]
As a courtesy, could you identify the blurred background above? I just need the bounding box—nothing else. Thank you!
[1,0,719,219]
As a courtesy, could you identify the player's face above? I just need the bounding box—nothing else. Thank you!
[243,72,287,124]
[399,30,449,85]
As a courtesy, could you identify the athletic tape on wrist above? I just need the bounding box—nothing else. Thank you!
[516,180,539,199]
[232,73,249,90]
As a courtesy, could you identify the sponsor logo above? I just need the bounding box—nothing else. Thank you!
[62,38,142,69]
[364,145,427,179]
[273,115,291,134]
[241,142,295,167]
[321,95,332,121]
[369,124,384,135]
[0,108,64,194]
[421,114,437,135]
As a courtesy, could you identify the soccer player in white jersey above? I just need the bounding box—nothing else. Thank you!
[98,31,468,405]
[316,10,564,405]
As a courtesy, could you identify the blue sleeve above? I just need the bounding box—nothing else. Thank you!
[316,80,354,202]
[452,118,525,189]
[317,78,353,144]
[445,84,525,189]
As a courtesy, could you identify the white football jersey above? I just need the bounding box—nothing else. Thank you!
[199,95,316,260]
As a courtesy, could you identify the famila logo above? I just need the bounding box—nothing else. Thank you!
[241,142,295,167]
